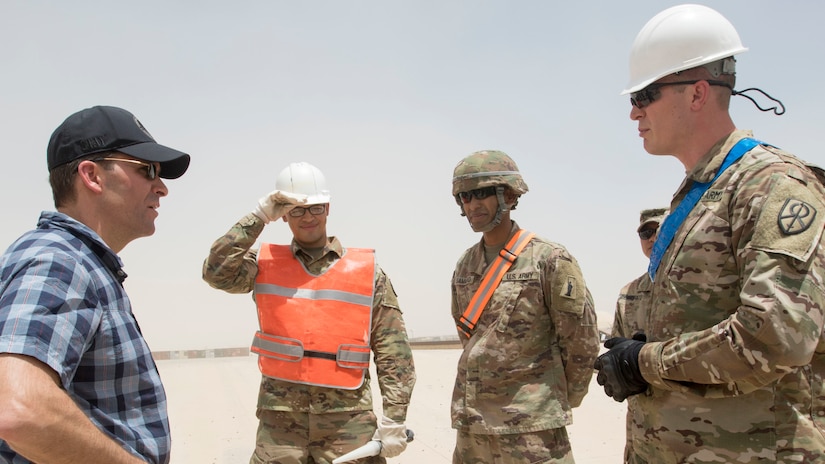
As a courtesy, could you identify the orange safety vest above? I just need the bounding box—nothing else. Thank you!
[251,244,375,390]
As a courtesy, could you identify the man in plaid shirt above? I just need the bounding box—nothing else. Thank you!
[0,106,190,463]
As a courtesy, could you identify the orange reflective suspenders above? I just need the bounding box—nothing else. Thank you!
[457,229,535,337]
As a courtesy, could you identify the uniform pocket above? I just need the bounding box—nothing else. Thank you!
[664,204,736,303]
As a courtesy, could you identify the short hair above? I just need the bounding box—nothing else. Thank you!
[49,153,101,208]
[676,62,736,109]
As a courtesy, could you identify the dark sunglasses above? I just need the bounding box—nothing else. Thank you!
[455,186,497,204]
[288,204,327,218]
[638,227,658,241]
[93,157,157,180]
[630,79,732,109]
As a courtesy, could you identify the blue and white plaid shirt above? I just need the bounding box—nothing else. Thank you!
[0,211,170,464]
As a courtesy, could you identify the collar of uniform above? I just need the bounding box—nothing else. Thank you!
[290,236,343,262]
[506,220,521,242]
[472,220,522,273]
[688,129,755,184]
[474,219,520,247]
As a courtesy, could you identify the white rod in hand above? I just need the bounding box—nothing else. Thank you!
[331,440,382,464]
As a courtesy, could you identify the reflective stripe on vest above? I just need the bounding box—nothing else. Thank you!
[457,229,535,337]
[252,244,375,390]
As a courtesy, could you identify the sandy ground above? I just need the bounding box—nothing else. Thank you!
[158,348,626,464]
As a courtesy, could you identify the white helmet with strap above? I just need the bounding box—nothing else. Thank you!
[275,162,330,205]
[622,4,747,95]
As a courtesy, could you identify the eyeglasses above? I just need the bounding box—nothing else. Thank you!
[455,187,497,204]
[630,79,732,109]
[638,227,658,241]
[93,157,157,180]
[288,204,327,217]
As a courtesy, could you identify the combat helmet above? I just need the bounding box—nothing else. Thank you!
[452,150,528,196]
[452,150,528,232]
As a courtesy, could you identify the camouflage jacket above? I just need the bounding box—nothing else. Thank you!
[202,213,416,421]
[611,272,652,340]
[611,272,653,462]
[450,221,599,434]
[634,130,825,463]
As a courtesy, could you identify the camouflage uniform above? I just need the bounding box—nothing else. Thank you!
[611,208,665,462]
[632,130,825,463]
[203,213,416,464]
[451,220,600,463]
[611,274,652,341]
[610,272,651,463]
[612,207,668,339]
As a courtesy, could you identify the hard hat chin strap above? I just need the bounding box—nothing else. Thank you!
[675,57,785,116]
[732,87,786,115]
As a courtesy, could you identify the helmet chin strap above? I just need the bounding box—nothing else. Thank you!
[467,186,509,233]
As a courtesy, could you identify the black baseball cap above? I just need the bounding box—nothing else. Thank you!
[47,105,191,179]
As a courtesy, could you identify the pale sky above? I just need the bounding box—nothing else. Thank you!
[1,1,823,351]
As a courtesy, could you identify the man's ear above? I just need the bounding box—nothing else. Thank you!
[77,160,104,194]
[504,189,518,204]
[690,80,711,110]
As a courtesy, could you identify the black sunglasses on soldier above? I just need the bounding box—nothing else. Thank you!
[630,79,732,109]
[455,187,497,204]
[638,227,658,240]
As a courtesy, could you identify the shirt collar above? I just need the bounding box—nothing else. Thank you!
[291,235,343,263]
[687,129,755,184]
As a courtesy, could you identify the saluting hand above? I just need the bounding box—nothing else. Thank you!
[252,190,308,223]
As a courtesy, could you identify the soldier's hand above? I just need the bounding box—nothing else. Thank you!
[593,335,647,402]
[371,416,409,458]
[252,190,307,223]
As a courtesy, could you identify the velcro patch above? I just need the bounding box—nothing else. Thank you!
[552,257,585,315]
[502,270,538,282]
[560,275,577,299]
[752,175,825,261]
[454,275,475,285]
[704,189,724,202]
[778,199,817,235]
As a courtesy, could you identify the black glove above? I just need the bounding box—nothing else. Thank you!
[593,334,647,402]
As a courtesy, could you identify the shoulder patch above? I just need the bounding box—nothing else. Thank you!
[778,198,817,235]
[561,274,577,299]
[551,257,585,315]
[752,175,825,261]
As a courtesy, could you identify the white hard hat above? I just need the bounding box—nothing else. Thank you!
[622,4,748,95]
[275,162,331,204]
